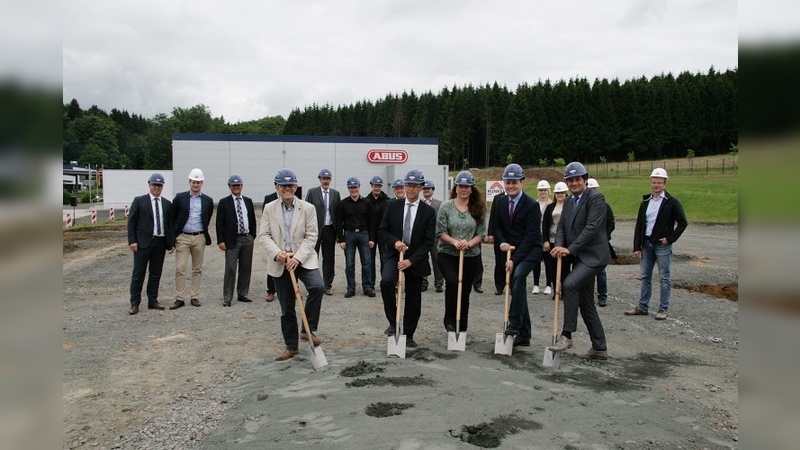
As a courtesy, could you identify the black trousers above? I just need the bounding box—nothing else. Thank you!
[380,256,423,339]
[315,225,336,289]
[438,252,480,331]
[129,237,167,306]
[493,244,506,292]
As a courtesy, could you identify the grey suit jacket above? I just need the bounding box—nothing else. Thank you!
[555,187,611,268]
[305,186,341,232]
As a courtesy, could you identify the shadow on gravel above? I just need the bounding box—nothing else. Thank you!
[345,374,435,388]
[365,402,414,418]
[450,414,542,448]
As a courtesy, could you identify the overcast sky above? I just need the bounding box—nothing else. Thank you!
[61,0,748,123]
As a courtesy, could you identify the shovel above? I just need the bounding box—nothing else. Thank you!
[447,249,466,351]
[543,256,563,368]
[387,250,407,358]
[286,254,328,370]
[494,246,515,355]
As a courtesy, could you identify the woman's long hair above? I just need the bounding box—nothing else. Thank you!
[449,185,486,225]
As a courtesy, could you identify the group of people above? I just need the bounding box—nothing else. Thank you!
[127,162,687,363]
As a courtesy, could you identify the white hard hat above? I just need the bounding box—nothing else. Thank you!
[650,168,668,179]
[553,182,568,193]
[587,178,600,189]
[188,168,205,181]
[536,180,551,190]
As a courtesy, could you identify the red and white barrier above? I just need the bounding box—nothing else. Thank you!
[124,205,129,217]
[91,209,97,224]
[65,213,73,228]
[109,208,115,221]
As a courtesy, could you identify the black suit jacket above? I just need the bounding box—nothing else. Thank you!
[172,191,214,246]
[127,194,175,250]
[378,199,436,277]
[263,192,278,208]
[305,186,341,232]
[489,192,543,265]
[216,195,257,249]
[555,187,611,268]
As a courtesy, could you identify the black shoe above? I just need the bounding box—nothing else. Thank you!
[237,296,253,303]
[223,301,231,307]
[598,299,607,307]
[445,324,456,332]
[344,291,356,298]
[364,290,376,298]
[504,325,520,336]
[474,287,484,293]
[384,325,396,336]
[406,338,418,348]
[190,298,201,307]
[435,286,443,293]
[495,289,503,296]
[169,300,185,310]
[421,285,428,292]
[513,336,531,347]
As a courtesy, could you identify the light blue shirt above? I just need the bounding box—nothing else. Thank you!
[645,192,664,237]
[183,193,203,233]
[282,199,295,252]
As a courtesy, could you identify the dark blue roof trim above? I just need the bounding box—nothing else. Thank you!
[172,133,437,145]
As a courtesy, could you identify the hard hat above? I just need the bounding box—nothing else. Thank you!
[148,173,165,185]
[318,168,332,178]
[370,175,384,186]
[227,174,243,186]
[392,178,405,188]
[564,162,588,179]
[346,176,361,188]
[188,168,204,181]
[454,170,476,186]
[536,180,551,190]
[587,178,599,189]
[404,169,425,185]
[423,180,435,189]
[553,182,568,193]
[650,168,669,179]
[274,168,298,185]
[502,164,525,180]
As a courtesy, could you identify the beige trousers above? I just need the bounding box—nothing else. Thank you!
[175,233,206,300]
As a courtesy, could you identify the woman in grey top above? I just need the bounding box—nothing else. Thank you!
[436,171,487,333]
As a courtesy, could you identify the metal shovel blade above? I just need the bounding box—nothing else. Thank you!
[447,331,466,351]
[494,332,513,355]
[306,343,328,370]
[387,335,406,359]
[542,347,560,368]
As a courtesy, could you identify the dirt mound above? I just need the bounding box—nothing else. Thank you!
[345,374,434,388]
[340,360,385,377]
[676,283,738,301]
[364,402,414,418]
[451,414,542,448]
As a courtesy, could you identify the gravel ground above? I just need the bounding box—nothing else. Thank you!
[63,216,738,449]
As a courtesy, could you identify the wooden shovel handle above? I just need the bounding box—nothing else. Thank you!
[286,253,314,339]
[552,255,562,338]
[396,250,404,326]
[456,249,464,320]
[503,246,515,322]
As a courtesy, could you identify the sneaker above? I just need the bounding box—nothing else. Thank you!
[344,291,356,298]
[548,335,573,352]
[543,286,552,295]
[532,285,540,294]
[624,306,648,316]
[655,310,668,320]
[583,347,608,360]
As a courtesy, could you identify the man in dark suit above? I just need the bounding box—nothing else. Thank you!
[549,162,611,360]
[263,191,278,302]
[489,164,543,347]
[216,174,257,307]
[169,168,214,309]
[127,173,175,315]
[378,169,436,348]
[487,193,507,296]
[305,168,341,295]
[421,180,443,293]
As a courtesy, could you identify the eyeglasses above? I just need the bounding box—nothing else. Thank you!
[278,185,296,190]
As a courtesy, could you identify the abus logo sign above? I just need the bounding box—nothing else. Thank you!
[368,149,408,164]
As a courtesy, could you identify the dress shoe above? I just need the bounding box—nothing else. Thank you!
[275,349,299,361]
[128,306,139,315]
[300,332,324,346]
[655,309,668,320]
[421,285,428,292]
[435,286,443,293]
[532,285,541,294]
[445,324,456,332]
[583,347,608,360]
[237,296,253,303]
[504,325,520,336]
[513,336,531,347]
[624,306,648,316]
[223,300,231,307]
[598,299,607,307]
[406,338,418,348]
[344,291,356,298]
[190,298,201,307]
[169,300,185,310]
[266,293,275,302]
[495,289,503,296]
[148,302,165,310]
[364,290,376,298]
[384,325,396,336]
[474,287,484,293]
[543,286,553,295]
[325,288,333,296]
[548,335,573,352]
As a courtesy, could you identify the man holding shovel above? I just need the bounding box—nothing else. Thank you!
[259,168,326,362]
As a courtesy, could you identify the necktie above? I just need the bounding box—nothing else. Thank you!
[154,198,162,235]
[574,196,580,208]
[508,198,515,222]
[425,199,431,205]
[323,190,329,225]
[236,197,245,234]
[402,203,414,244]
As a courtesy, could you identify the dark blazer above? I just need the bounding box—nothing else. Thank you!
[127,194,175,250]
[263,192,278,208]
[489,192,543,266]
[378,199,436,277]
[542,201,559,244]
[216,195,257,249]
[172,191,214,246]
[633,190,687,251]
[305,186,341,232]
[555,187,611,268]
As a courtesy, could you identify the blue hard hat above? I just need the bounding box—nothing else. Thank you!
[454,170,476,186]
[346,176,361,188]
[403,169,425,185]
[370,175,384,186]
[318,168,332,178]
[274,168,298,185]
[564,162,588,179]
[148,173,165,185]
[423,180,435,189]
[502,164,525,180]
[392,178,405,188]
[227,174,243,185]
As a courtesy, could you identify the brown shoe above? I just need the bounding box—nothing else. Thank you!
[148,302,165,310]
[128,305,139,315]
[624,306,648,316]
[325,289,333,296]
[275,349,299,361]
[266,293,275,302]
[583,347,608,360]
[301,332,324,346]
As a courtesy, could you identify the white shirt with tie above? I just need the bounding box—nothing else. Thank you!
[149,193,164,237]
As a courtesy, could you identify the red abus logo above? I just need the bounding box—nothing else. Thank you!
[368,149,408,163]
